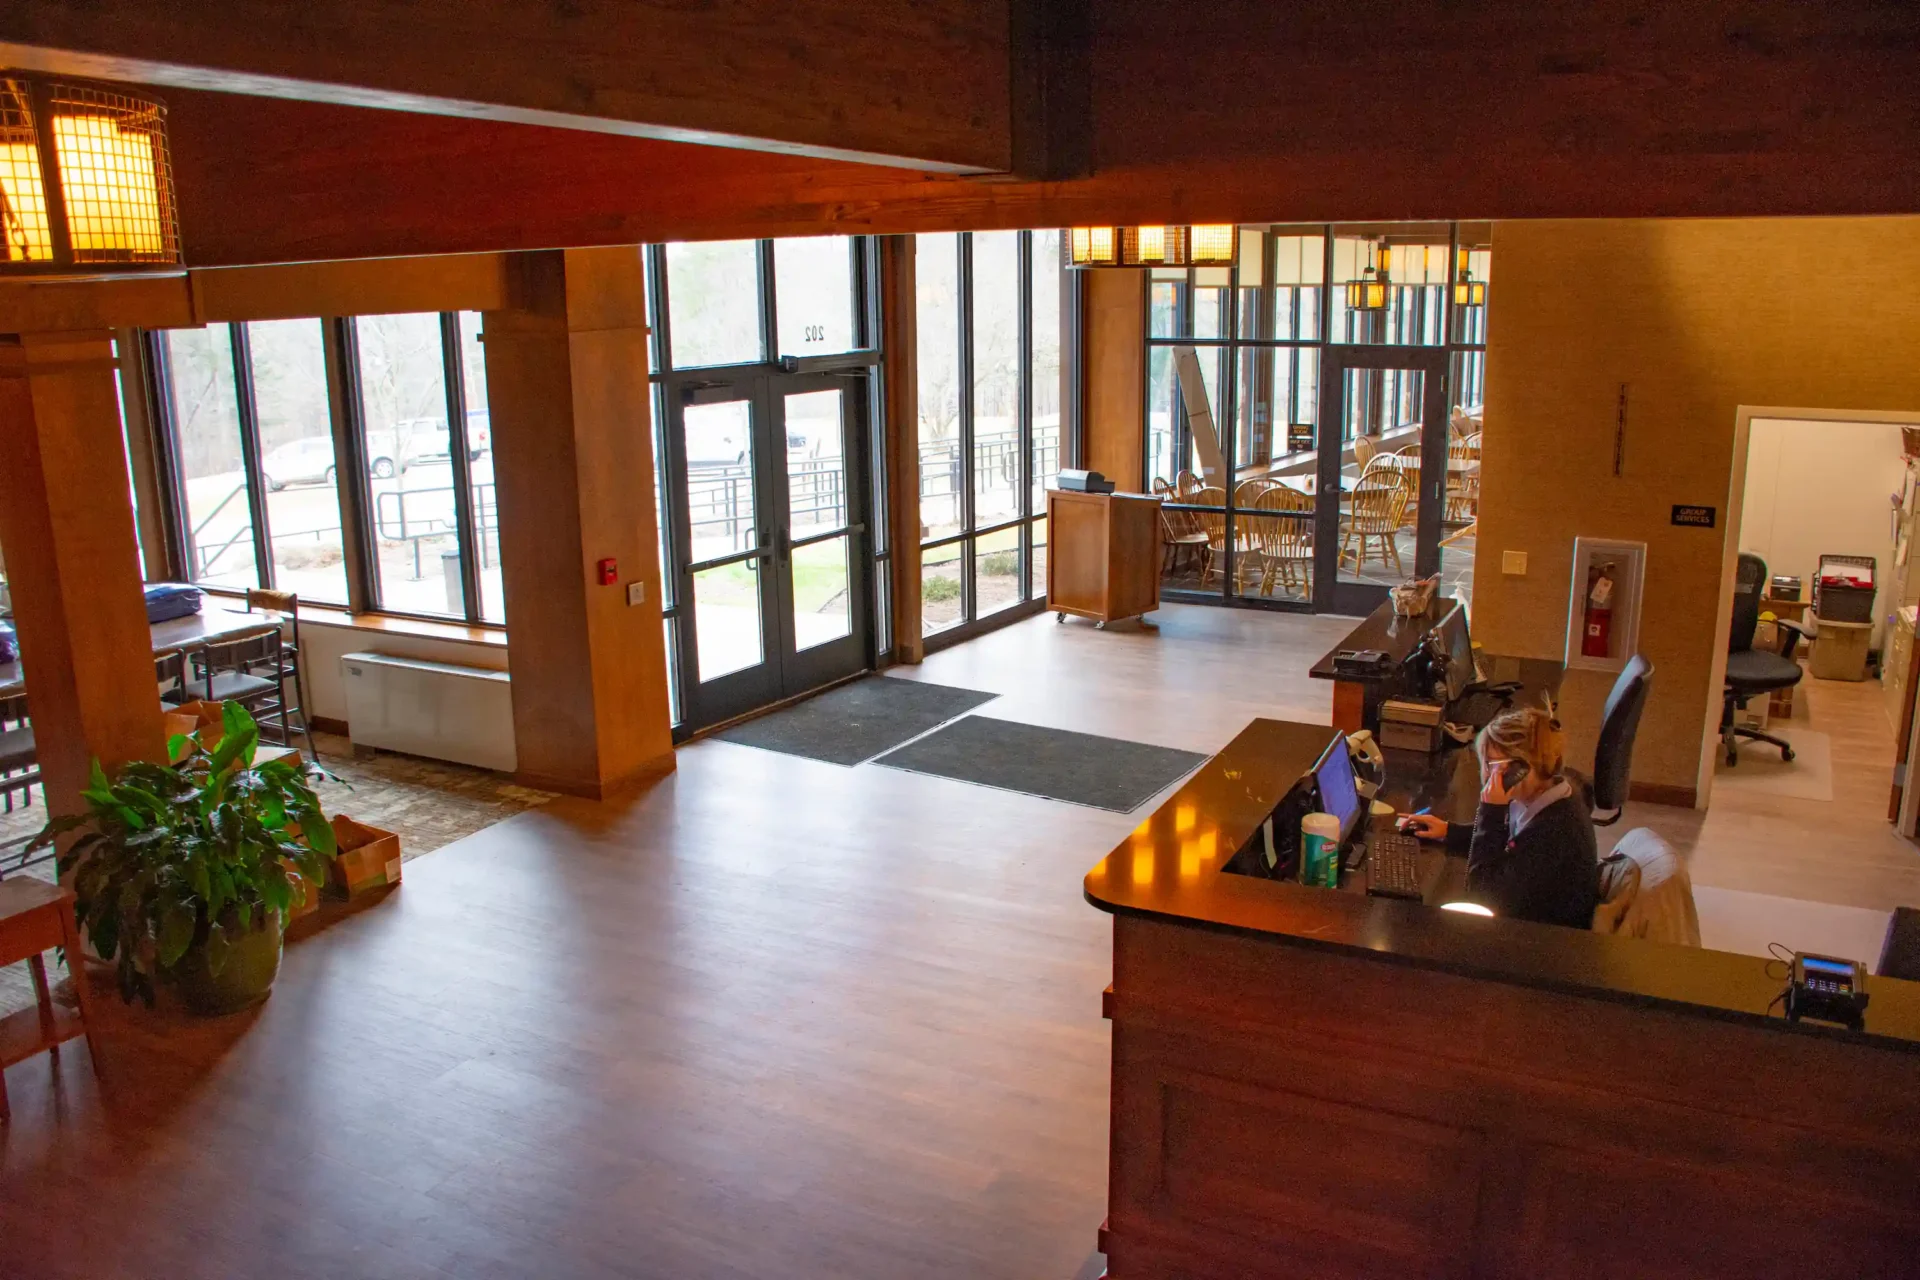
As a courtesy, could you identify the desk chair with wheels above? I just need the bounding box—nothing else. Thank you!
[1723,552,1807,765]
[1589,655,1653,827]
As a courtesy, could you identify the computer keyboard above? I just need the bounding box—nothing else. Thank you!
[1366,831,1424,901]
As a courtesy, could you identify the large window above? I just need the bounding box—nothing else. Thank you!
[646,235,887,733]
[1144,222,1489,611]
[151,311,501,622]
[915,229,1065,642]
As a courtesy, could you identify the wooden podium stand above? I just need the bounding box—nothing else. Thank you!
[1046,489,1161,628]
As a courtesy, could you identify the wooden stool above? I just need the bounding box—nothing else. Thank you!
[0,877,98,1123]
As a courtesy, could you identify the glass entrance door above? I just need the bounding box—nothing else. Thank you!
[670,373,871,731]
[1314,346,1453,615]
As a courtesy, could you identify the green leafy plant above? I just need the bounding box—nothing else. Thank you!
[924,575,962,602]
[979,550,1019,577]
[31,701,339,1006]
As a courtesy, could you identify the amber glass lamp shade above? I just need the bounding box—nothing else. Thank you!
[0,74,181,274]
[1454,271,1487,307]
[1345,267,1389,312]
[1120,224,1191,266]
[1066,226,1127,268]
[1188,224,1237,267]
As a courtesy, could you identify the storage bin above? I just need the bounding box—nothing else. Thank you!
[1815,554,1876,624]
[1810,616,1873,682]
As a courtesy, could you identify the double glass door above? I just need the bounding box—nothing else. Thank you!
[669,371,871,730]
[1315,346,1455,615]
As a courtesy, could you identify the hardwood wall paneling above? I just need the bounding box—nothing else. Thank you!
[483,248,672,797]
[561,248,673,786]
[0,276,194,334]
[879,236,923,661]
[1155,1070,1483,1278]
[1106,915,1920,1278]
[1472,215,1920,795]
[161,80,1920,272]
[1494,1142,1920,1280]
[1089,0,1920,220]
[1084,271,1145,491]
[0,335,166,821]
[191,255,510,324]
[0,0,1012,171]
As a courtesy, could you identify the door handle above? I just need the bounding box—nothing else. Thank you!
[776,526,791,563]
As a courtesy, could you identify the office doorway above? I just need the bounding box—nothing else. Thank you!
[665,369,873,732]
[1315,345,1456,614]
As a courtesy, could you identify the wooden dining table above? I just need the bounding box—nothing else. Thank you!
[0,604,279,701]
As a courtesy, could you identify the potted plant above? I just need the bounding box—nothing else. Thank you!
[32,701,339,1014]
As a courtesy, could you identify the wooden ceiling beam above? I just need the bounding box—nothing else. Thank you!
[0,0,1010,172]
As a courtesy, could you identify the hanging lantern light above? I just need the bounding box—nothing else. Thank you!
[1065,226,1124,268]
[0,74,182,275]
[1188,224,1237,267]
[1064,223,1242,270]
[1344,242,1391,311]
[1453,247,1487,307]
[1119,224,1190,266]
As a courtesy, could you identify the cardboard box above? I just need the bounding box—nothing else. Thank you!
[328,815,402,898]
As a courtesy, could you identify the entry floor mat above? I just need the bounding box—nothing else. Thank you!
[874,714,1208,812]
[715,676,999,766]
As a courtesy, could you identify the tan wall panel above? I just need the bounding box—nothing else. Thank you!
[193,254,510,323]
[1474,216,1920,796]
[1084,270,1145,492]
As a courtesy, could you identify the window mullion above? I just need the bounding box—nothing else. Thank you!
[228,322,273,591]
[957,232,975,624]
[440,312,483,621]
[1017,230,1034,600]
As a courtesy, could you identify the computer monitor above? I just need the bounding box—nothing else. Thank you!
[1314,737,1364,847]
[1438,602,1475,704]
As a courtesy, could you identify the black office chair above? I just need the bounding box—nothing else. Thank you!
[1590,655,1653,827]
[1723,552,1807,765]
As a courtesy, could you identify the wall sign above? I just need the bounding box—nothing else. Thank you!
[1671,504,1716,528]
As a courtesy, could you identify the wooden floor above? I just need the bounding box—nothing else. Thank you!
[0,603,1355,1280]
[4,603,1916,1279]
[1628,670,1920,917]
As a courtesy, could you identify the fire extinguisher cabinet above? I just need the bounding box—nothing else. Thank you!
[1563,537,1648,673]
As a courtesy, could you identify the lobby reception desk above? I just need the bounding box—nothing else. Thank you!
[1084,719,1920,1278]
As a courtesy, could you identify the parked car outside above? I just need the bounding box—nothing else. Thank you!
[261,436,338,490]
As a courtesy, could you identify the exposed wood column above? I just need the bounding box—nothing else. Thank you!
[0,332,165,827]
[484,249,674,798]
[880,236,924,663]
[1083,270,1146,491]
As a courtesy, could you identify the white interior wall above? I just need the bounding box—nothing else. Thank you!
[1739,417,1907,646]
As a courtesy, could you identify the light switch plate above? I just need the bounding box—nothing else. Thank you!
[626,581,646,606]
[1502,550,1528,576]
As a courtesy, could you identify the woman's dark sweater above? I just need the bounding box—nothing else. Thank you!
[1443,793,1599,929]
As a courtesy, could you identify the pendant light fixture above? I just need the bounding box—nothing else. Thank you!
[0,75,182,275]
[1452,246,1487,307]
[1344,242,1391,311]
[1064,224,1241,270]
[1065,225,1124,268]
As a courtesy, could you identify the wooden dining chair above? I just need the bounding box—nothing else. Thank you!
[1154,482,1210,574]
[0,693,36,816]
[1353,436,1378,469]
[1174,470,1202,500]
[1242,484,1315,598]
[1340,470,1411,576]
[1190,486,1228,584]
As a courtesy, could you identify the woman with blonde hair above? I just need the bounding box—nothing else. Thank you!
[1400,706,1599,928]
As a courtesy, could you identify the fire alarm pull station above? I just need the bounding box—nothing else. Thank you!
[597,558,618,586]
